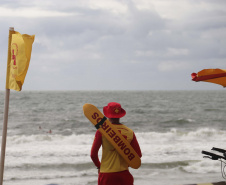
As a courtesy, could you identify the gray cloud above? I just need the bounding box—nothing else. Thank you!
[0,0,226,91]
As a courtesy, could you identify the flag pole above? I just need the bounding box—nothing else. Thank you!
[0,27,14,185]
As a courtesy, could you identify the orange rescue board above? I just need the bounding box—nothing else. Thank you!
[83,103,141,169]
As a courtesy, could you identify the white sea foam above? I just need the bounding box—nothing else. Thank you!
[182,160,221,174]
[2,127,225,176]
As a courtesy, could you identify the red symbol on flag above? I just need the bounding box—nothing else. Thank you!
[12,49,16,65]
[11,43,18,69]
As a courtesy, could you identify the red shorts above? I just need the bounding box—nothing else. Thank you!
[98,170,134,185]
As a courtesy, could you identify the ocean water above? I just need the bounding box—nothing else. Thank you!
[0,90,226,185]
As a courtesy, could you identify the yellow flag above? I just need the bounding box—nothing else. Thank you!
[6,31,35,91]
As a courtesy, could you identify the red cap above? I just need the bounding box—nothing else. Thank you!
[103,102,126,118]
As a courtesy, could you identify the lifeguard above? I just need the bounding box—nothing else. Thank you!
[90,102,142,185]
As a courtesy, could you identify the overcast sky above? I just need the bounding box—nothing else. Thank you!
[0,0,226,91]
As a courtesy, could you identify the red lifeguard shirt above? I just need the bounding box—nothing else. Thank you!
[90,123,142,173]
